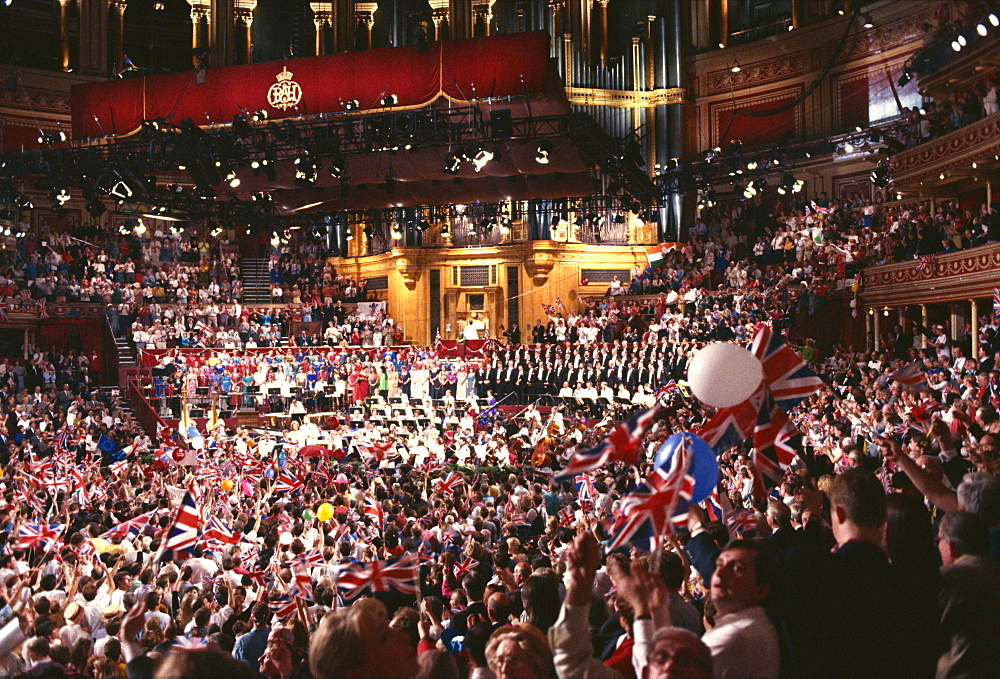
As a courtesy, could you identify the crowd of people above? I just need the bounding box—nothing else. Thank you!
[0,175,1000,679]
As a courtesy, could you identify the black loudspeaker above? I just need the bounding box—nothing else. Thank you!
[490,109,513,138]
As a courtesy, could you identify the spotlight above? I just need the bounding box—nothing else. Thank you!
[535,140,553,164]
[472,146,494,172]
[85,199,106,218]
[391,227,403,240]
[898,71,912,87]
[134,219,147,235]
[443,153,461,174]
[862,14,873,28]
[991,13,999,27]
[952,40,962,52]
[344,99,360,112]
[958,34,967,46]
[843,142,854,154]
[380,94,398,107]
[730,63,740,73]
[978,23,988,36]
[232,113,253,140]
[252,110,268,122]
[327,158,345,178]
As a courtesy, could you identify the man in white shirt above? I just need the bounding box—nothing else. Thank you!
[701,542,781,678]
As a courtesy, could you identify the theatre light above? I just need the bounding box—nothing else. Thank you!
[535,140,553,164]
[472,146,495,172]
[343,99,360,111]
[991,13,999,27]
[380,94,398,107]
[978,23,988,36]
[862,14,873,29]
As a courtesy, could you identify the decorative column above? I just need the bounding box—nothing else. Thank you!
[920,304,928,348]
[548,0,561,56]
[234,0,256,63]
[428,0,449,40]
[58,0,71,71]
[791,0,801,29]
[114,0,127,71]
[355,1,376,50]
[190,2,210,66]
[310,1,333,55]
[971,300,980,362]
[596,0,609,63]
[473,0,494,37]
[645,15,657,173]
[718,0,728,47]
[950,303,960,343]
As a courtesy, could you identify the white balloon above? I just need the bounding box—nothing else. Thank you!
[687,343,763,408]
[279,531,294,545]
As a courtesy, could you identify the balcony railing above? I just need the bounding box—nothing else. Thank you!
[888,111,1000,186]
[728,18,793,46]
[861,243,1000,308]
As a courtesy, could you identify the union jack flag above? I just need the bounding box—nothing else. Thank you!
[36,299,47,319]
[289,560,314,602]
[172,635,209,650]
[703,487,725,522]
[435,471,465,494]
[575,475,596,514]
[751,324,823,411]
[356,439,393,464]
[415,548,436,566]
[298,548,326,568]
[99,509,156,540]
[752,388,801,499]
[335,555,419,600]
[557,507,575,527]
[274,470,304,493]
[809,200,829,215]
[994,288,1000,322]
[201,515,239,545]
[454,555,479,578]
[268,594,299,622]
[606,434,695,552]
[17,289,31,302]
[724,509,758,535]
[654,380,680,402]
[160,487,201,560]
[68,466,89,505]
[363,496,384,530]
[16,521,65,550]
[244,569,267,588]
[696,392,761,453]
[877,360,926,390]
[917,254,937,275]
[0,303,7,321]
[553,404,663,481]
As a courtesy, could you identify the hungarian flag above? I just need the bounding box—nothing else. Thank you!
[645,243,676,267]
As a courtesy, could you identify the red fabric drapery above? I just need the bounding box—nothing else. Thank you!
[71,32,553,139]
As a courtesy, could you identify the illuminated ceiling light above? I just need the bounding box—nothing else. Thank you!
[958,34,967,46]
[939,173,945,179]
[978,23,988,36]
[730,63,741,73]
[990,13,999,27]
[972,162,978,169]
[952,40,962,51]
[863,14,873,28]
[718,43,725,49]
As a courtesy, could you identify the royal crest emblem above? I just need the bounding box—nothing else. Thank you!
[267,67,302,111]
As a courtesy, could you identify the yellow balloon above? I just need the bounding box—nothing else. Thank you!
[317,503,335,522]
[221,479,234,491]
[851,283,859,293]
